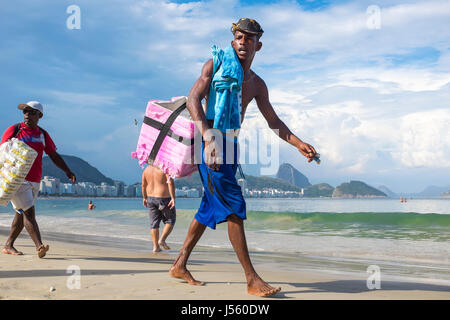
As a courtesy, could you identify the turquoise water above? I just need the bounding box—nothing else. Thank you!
[0,198,449,242]
[0,198,449,269]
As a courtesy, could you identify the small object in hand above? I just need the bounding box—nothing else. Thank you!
[313,153,321,164]
[50,286,56,292]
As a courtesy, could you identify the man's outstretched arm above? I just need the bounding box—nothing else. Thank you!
[254,77,317,162]
[47,152,77,183]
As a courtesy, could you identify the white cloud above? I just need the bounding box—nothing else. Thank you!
[336,68,450,93]
[399,109,450,168]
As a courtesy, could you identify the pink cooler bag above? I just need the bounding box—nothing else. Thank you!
[131,96,198,178]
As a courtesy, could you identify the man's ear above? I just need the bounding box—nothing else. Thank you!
[39,113,43,119]
[256,41,262,52]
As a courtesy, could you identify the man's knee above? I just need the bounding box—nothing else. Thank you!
[227,213,243,224]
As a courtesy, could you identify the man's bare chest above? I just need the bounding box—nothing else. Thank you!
[241,80,258,117]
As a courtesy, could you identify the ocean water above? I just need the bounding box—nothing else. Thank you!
[1,197,449,283]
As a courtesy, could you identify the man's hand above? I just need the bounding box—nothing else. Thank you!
[143,198,148,208]
[168,198,175,210]
[204,138,223,171]
[297,141,317,163]
[66,171,76,184]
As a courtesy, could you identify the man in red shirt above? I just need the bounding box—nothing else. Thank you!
[1,101,76,258]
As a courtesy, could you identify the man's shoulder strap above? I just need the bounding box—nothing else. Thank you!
[38,126,48,139]
[12,123,47,138]
[12,123,22,138]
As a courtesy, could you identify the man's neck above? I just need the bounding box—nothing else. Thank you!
[239,58,253,76]
[23,122,38,129]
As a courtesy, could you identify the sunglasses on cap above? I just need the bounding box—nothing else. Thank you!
[23,109,40,116]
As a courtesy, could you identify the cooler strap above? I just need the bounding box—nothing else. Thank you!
[143,116,193,147]
[146,102,187,166]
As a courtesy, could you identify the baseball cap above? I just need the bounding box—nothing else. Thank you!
[17,101,44,115]
[231,18,264,37]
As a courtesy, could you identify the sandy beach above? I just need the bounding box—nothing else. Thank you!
[1,229,449,300]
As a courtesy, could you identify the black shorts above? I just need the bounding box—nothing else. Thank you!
[147,197,176,229]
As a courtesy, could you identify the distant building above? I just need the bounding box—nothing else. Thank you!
[175,188,200,198]
[114,181,125,197]
[237,178,247,196]
[77,182,96,197]
[186,188,199,197]
[98,183,117,197]
[135,184,142,198]
[124,185,136,197]
[175,189,185,197]
[40,176,60,195]
[61,183,75,195]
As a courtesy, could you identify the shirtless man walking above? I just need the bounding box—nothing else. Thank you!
[169,18,317,297]
[142,165,176,253]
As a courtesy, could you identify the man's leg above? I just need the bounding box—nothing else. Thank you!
[3,212,25,255]
[227,214,281,297]
[169,218,206,285]
[22,206,49,258]
[158,223,174,250]
[151,228,161,252]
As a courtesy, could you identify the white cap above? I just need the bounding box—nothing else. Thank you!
[18,101,44,115]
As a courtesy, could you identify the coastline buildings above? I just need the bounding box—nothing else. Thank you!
[39,176,303,198]
[39,176,136,198]
[39,176,199,198]
[175,187,200,198]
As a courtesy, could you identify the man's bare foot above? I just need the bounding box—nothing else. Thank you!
[158,240,170,250]
[37,244,49,258]
[247,276,281,297]
[2,246,23,256]
[169,266,204,286]
[153,246,161,253]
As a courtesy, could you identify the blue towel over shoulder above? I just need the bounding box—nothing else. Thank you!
[206,45,243,131]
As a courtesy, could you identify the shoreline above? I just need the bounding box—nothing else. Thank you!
[35,196,450,200]
[1,227,449,300]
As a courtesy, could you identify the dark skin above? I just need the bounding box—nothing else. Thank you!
[169,30,318,297]
[3,108,76,256]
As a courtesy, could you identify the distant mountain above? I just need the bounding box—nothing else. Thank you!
[276,163,311,188]
[377,185,398,198]
[417,185,450,198]
[332,181,387,198]
[304,183,334,197]
[42,155,115,185]
[245,175,303,192]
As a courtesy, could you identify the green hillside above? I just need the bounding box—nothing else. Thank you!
[42,155,115,185]
[332,181,387,198]
[304,183,334,197]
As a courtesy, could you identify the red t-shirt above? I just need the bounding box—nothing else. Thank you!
[1,122,57,183]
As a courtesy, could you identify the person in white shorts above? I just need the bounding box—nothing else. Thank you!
[1,101,76,258]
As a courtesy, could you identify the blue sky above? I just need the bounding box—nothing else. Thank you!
[1,0,449,193]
